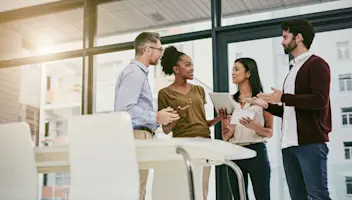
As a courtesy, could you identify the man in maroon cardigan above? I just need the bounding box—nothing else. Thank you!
[247,19,332,200]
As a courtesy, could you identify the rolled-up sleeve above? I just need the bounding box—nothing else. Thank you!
[114,70,157,126]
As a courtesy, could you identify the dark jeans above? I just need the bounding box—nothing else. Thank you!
[227,142,271,200]
[282,143,331,200]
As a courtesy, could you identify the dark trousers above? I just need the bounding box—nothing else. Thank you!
[227,142,271,200]
[282,143,331,200]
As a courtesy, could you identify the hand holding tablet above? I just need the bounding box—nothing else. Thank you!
[208,92,256,126]
[230,109,255,125]
[208,92,235,115]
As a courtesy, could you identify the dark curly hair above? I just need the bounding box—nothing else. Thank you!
[281,19,315,49]
[160,46,185,75]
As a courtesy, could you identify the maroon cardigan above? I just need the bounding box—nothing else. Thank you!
[266,55,332,145]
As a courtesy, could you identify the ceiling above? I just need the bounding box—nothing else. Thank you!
[0,0,338,50]
[0,0,59,12]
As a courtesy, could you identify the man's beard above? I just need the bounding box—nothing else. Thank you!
[149,58,159,66]
[283,40,298,54]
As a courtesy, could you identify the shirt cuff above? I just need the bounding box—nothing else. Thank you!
[149,111,158,126]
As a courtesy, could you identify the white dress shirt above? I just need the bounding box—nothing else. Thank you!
[281,51,314,149]
[114,59,158,131]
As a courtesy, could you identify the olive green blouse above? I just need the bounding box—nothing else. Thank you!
[158,85,210,138]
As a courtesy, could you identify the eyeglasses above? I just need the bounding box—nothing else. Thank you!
[145,46,163,52]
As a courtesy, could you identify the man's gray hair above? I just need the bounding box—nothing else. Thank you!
[134,32,161,55]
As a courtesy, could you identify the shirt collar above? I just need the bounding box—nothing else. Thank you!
[289,51,314,65]
[131,59,149,75]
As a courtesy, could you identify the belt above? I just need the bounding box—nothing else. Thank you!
[236,142,260,146]
[134,126,154,135]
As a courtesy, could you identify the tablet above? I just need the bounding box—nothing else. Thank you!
[230,109,256,125]
[208,92,235,115]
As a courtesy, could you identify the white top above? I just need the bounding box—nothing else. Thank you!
[281,51,314,149]
[229,101,267,144]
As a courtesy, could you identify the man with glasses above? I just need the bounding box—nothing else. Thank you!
[114,32,180,200]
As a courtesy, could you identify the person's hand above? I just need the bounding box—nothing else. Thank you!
[256,87,283,104]
[156,107,180,125]
[239,117,258,130]
[216,108,227,120]
[222,115,235,130]
[245,97,269,109]
[222,115,235,140]
[177,99,192,118]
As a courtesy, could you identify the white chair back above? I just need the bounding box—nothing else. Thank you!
[67,112,139,200]
[152,162,203,200]
[0,122,38,200]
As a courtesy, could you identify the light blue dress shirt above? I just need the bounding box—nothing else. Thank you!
[114,59,158,131]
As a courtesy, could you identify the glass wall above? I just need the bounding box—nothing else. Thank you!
[95,0,352,47]
[0,58,81,200]
[311,28,352,200]
[0,65,41,144]
[96,0,212,46]
[0,8,83,61]
[38,57,82,200]
[226,28,352,200]
[0,1,351,200]
[221,0,352,26]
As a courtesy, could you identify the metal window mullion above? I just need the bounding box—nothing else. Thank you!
[81,0,97,115]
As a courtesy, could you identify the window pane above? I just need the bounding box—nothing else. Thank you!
[349,114,352,125]
[336,41,350,60]
[0,8,83,61]
[347,182,352,194]
[342,115,348,125]
[96,0,211,46]
[1,58,81,200]
[311,28,352,199]
[95,50,134,113]
[347,79,352,91]
[345,148,350,159]
[224,27,352,200]
[1,58,81,144]
[339,79,346,91]
[221,0,352,26]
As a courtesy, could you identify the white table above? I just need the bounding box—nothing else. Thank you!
[35,138,256,200]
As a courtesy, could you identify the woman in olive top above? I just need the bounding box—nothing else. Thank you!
[222,57,273,200]
[158,46,226,200]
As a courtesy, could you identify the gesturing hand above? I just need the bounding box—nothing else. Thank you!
[244,97,269,109]
[156,107,180,125]
[177,99,192,118]
[256,87,283,104]
[216,108,228,120]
